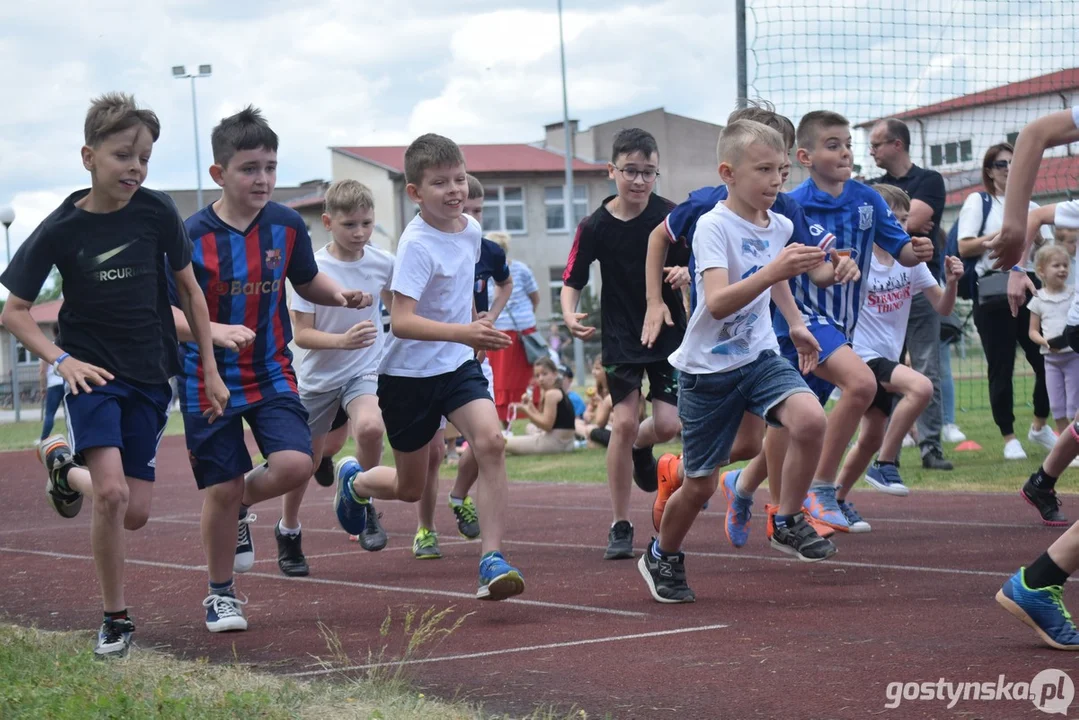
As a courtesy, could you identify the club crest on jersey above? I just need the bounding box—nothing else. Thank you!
[264,248,282,269]
[858,204,874,231]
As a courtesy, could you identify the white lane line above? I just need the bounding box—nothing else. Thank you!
[0,546,646,618]
[500,539,1060,580]
[286,622,731,678]
[250,540,474,565]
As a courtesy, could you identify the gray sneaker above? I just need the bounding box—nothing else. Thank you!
[604,520,634,560]
[359,503,388,551]
[770,513,837,562]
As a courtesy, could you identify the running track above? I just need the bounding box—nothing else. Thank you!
[0,436,1071,719]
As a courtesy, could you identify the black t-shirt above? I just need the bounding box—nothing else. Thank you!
[869,165,946,279]
[562,193,688,365]
[0,188,192,384]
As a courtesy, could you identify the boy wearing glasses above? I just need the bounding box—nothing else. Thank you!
[561,128,688,560]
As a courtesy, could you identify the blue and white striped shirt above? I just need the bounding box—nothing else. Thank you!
[490,260,539,331]
[778,178,910,338]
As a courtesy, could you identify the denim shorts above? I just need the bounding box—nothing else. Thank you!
[679,350,812,478]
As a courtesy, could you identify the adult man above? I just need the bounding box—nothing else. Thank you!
[868,117,954,470]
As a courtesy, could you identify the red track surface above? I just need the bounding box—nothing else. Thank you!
[0,436,1072,718]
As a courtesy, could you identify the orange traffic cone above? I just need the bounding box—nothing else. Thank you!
[955,440,982,452]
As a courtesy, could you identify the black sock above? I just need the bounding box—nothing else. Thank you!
[104,609,128,623]
[1031,467,1059,492]
[874,459,897,468]
[1025,552,1070,589]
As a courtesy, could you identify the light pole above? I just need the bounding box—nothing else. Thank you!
[557,0,587,381]
[1,206,20,421]
[172,64,212,209]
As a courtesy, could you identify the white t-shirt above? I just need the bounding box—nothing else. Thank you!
[291,245,394,393]
[45,361,63,388]
[1053,202,1079,325]
[853,256,938,363]
[958,193,1050,276]
[669,203,791,375]
[1028,288,1075,355]
[378,214,481,377]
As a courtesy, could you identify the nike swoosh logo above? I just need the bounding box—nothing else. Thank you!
[88,240,138,266]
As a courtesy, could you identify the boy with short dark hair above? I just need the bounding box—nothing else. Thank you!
[173,106,373,632]
[275,179,395,576]
[1,92,228,657]
[561,128,686,560]
[638,120,832,603]
[333,134,525,600]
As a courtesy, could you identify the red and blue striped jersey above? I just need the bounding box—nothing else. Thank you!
[173,202,318,413]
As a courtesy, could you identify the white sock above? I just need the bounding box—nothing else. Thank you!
[448,495,464,507]
[278,520,301,536]
[810,479,832,489]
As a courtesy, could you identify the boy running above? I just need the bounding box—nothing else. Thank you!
[276,179,394,575]
[333,134,524,600]
[638,120,832,603]
[173,107,373,631]
[1,93,227,656]
[834,184,962,521]
[562,128,687,560]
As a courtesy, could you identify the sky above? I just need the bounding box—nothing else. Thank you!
[1,0,1074,264]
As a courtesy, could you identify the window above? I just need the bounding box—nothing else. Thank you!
[945,142,959,164]
[16,342,35,366]
[1007,131,1020,146]
[960,139,973,162]
[930,144,943,166]
[545,185,589,231]
[482,186,526,234]
[549,266,566,313]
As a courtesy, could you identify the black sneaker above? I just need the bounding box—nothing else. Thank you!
[637,539,695,603]
[314,456,335,487]
[604,520,634,560]
[94,617,135,658]
[1021,477,1069,526]
[39,435,82,519]
[234,509,256,574]
[450,496,481,539]
[589,427,611,447]
[770,512,837,562]
[921,449,954,471]
[275,521,309,577]
[359,503,387,551]
[632,445,658,492]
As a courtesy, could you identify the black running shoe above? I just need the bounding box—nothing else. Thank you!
[604,520,634,560]
[770,512,838,562]
[1021,477,1069,526]
[637,539,695,603]
[39,435,82,519]
[632,445,658,492]
[359,503,388,551]
[450,496,481,539]
[275,522,309,577]
[94,617,135,658]
[314,456,335,488]
[588,427,611,447]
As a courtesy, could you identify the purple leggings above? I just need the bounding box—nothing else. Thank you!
[1044,351,1079,420]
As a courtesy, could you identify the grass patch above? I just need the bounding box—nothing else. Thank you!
[0,620,596,720]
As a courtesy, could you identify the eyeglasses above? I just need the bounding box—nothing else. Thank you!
[613,166,660,182]
[869,138,896,150]
[991,159,1012,170]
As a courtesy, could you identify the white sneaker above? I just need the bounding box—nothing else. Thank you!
[902,434,916,448]
[1028,424,1059,452]
[942,424,967,443]
[1003,438,1028,460]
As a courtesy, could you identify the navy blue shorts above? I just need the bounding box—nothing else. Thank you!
[64,377,173,482]
[379,360,491,453]
[183,393,312,489]
[778,321,850,405]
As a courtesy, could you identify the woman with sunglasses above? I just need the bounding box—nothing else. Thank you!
[958,143,1055,460]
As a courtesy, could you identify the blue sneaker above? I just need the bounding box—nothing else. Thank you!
[803,485,849,531]
[864,462,909,497]
[996,568,1079,650]
[94,617,135,658]
[720,470,753,548]
[333,456,369,536]
[477,551,525,601]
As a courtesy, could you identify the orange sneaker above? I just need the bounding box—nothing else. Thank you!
[652,454,682,532]
[765,503,834,539]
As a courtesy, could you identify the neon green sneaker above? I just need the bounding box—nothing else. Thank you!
[413,527,442,560]
[450,496,480,539]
